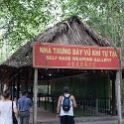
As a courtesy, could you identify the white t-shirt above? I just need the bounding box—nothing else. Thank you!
[60,94,74,116]
[0,100,16,124]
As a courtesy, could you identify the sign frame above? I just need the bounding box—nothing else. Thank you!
[33,43,121,70]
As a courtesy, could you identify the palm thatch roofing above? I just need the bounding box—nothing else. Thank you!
[1,16,113,68]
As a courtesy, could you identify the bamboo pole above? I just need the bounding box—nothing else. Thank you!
[33,68,38,124]
[116,71,122,124]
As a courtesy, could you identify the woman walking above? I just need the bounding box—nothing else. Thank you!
[0,89,18,124]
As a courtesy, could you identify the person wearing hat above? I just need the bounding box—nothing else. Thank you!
[56,86,77,124]
[17,89,32,124]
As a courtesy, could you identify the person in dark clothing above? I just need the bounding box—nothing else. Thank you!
[17,89,32,124]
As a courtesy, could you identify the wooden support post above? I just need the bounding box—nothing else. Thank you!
[8,80,11,89]
[52,96,54,113]
[24,68,29,90]
[1,85,3,95]
[10,79,12,90]
[31,86,33,94]
[38,96,40,107]
[45,96,46,110]
[11,78,14,101]
[30,86,33,101]
[47,81,49,101]
[116,71,122,124]
[112,78,116,116]
[17,73,20,100]
[33,68,38,124]
[95,98,98,115]
[3,84,7,92]
[13,77,15,89]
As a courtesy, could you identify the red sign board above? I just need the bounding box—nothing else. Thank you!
[33,43,121,70]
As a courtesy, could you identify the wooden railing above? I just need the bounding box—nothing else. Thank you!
[37,94,114,116]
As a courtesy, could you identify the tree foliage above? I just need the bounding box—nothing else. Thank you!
[0,0,124,61]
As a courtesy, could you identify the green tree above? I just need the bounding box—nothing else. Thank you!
[0,0,124,61]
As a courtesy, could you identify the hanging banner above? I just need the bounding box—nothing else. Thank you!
[33,43,121,70]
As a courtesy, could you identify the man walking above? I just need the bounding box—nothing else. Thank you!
[56,86,77,124]
[18,89,32,124]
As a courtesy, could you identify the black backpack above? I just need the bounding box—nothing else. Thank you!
[62,94,71,112]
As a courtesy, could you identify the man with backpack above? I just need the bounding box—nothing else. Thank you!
[56,86,77,124]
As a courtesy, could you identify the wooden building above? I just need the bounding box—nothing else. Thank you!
[0,16,122,117]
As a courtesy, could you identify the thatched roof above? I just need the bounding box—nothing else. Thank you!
[1,16,111,68]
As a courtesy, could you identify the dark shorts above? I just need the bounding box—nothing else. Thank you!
[60,115,75,124]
